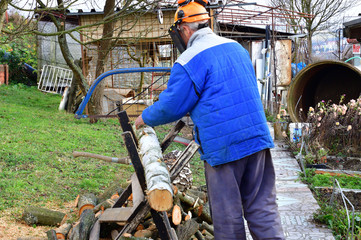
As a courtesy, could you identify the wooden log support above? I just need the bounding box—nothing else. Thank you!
[137,126,173,212]
[115,202,152,240]
[122,132,146,192]
[113,183,133,208]
[22,206,66,226]
[169,141,199,182]
[77,193,97,216]
[118,111,138,147]
[150,210,177,240]
[160,120,186,152]
[88,219,101,240]
[73,151,130,164]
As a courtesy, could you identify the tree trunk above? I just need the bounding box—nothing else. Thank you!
[306,33,313,64]
[66,59,82,113]
[37,0,89,111]
[0,0,10,33]
[88,0,116,122]
[137,126,173,211]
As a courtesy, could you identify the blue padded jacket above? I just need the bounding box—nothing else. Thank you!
[142,27,274,166]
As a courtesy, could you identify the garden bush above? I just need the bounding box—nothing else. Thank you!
[305,96,361,158]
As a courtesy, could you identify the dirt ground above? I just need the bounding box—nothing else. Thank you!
[0,215,50,240]
[1,124,195,240]
[0,202,76,240]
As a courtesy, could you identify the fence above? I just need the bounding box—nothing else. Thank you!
[38,65,73,94]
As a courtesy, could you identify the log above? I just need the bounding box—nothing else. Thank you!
[98,183,124,203]
[73,151,130,164]
[194,231,205,240]
[111,230,119,240]
[17,238,46,240]
[137,126,173,211]
[186,189,207,203]
[199,221,214,235]
[77,193,97,216]
[46,229,57,240]
[54,223,72,239]
[117,237,151,240]
[196,203,212,225]
[172,205,182,226]
[22,206,66,226]
[134,229,153,238]
[175,219,199,240]
[176,192,203,209]
[184,211,192,221]
[68,209,96,240]
[176,192,212,224]
[93,199,115,213]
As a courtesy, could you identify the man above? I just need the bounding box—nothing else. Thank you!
[135,0,284,239]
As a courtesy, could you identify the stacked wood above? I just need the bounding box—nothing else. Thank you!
[32,177,213,240]
[137,126,173,212]
[164,150,193,191]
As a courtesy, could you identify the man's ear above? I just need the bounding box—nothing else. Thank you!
[182,25,193,38]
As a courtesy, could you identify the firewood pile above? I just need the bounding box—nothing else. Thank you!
[19,151,213,240]
[19,117,208,240]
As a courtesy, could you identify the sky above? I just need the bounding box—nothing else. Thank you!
[9,0,361,24]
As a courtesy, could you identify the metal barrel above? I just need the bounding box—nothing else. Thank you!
[287,60,361,122]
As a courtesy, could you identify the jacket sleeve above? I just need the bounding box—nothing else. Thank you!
[142,63,199,127]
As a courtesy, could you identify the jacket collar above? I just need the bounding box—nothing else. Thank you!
[187,27,214,48]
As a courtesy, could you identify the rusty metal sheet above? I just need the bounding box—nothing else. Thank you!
[275,39,292,86]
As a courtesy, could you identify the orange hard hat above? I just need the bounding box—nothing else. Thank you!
[174,1,210,24]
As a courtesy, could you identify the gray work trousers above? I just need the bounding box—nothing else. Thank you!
[204,149,284,240]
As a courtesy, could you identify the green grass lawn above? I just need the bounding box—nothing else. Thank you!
[0,84,204,219]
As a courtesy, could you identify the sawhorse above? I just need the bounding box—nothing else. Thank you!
[89,111,199,240]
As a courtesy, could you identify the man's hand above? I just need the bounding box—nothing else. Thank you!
[135,114,145,129]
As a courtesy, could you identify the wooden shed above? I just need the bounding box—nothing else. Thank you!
[37,3,298,117]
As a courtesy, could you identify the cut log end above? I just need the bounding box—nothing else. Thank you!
[147,189,173,212]
[55,233,65,239]
[172,205,182,225]
[79,204,95,216]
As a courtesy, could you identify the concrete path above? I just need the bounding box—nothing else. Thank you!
[271,141,335,239]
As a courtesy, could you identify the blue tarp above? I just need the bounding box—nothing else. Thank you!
[291,62,306,77]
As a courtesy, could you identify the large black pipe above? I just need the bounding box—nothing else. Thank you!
[287,60,361,122]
